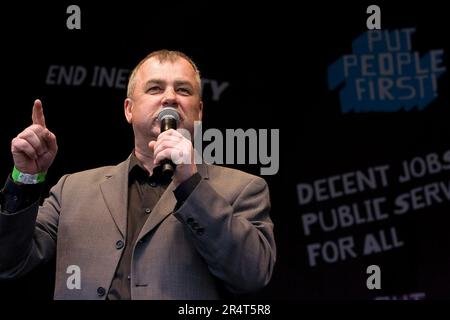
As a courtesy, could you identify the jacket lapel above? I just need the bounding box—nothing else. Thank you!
[99,157,130,238]
[137,164,209,242]
[136,181,177,241]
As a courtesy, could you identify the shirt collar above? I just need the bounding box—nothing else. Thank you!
[128,151,171,185]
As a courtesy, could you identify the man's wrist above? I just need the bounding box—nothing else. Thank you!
[12,166,46,185]
[1,174,45,213]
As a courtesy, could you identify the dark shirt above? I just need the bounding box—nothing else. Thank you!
[0,153,202,299]
[107,153,171,300]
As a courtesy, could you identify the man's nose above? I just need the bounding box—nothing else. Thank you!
[161,88,177,107]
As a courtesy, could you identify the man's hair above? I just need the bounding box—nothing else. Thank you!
[127,49,202,98]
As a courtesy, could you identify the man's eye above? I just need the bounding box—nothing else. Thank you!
[177,88,191,95]
[147,86,162,93]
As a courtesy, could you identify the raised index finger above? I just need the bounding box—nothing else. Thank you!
[32,99,46,128]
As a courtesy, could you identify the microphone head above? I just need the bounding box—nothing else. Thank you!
[157,107,180,123]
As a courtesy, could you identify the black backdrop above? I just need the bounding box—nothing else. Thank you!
[0,1,449,300]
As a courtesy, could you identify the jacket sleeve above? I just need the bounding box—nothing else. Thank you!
[173,176,276,294]
[0,175,69,280]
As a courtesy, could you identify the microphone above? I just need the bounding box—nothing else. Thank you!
[157,107,180,177]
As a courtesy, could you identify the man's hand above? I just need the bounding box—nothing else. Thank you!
[150,129,197,187]
[11,99,58,174]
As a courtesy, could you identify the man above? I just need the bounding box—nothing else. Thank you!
[0,50,276,299]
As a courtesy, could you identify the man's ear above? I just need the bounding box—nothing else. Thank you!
[198,101,203,120]
[124,98,133,123]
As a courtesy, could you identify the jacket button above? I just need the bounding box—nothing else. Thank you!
[97,287,106,297]
[186,217,194,224]
[116,240,124,250]
[196,228,205,236]
[191,222,199,230]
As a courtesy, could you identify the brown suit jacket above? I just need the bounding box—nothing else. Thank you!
[0,156,276,299]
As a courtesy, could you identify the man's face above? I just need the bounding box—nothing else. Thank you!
[124,57,203,146]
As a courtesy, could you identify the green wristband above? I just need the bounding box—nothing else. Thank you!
[12,166,46,184]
